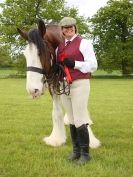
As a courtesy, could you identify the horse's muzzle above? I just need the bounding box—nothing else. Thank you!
[31,89,42,99]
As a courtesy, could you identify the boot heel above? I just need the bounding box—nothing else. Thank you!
[77,154,91,165]
[67,152,80,161]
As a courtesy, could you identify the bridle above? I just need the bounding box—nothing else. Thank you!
[27,66,47,86]
[26,64,70,96]
[26,41,70,95]
[27,66,46,75]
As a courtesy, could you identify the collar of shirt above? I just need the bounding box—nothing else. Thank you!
[65,34,77,45]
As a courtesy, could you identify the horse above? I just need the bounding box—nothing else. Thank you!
[17,19,101,148]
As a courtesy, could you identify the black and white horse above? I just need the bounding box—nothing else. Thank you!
[17,20,101,148]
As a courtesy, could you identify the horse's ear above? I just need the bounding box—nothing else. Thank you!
[17,28,28,40]
[38,19,46,38]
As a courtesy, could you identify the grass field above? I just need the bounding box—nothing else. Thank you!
[0,68,18,75]
[0,77,133,177]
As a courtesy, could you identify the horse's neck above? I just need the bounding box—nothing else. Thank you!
[45,28,64,50]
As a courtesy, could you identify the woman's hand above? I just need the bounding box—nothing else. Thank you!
[64,58,75,68]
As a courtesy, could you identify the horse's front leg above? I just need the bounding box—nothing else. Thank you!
[43,94,66,146]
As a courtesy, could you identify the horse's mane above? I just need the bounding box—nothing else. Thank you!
[28,29,47,58]
[28,23,64,56]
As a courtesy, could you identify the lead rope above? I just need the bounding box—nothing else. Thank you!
[43,40,71,95]
[46,63,70,95]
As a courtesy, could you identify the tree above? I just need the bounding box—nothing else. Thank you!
[0,45,12,67]
[0,0,89,55]
[0,0,88,71]
[0,0,90,72]
[90,0,133,75]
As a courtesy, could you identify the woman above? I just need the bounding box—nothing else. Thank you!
[56,17,98,165]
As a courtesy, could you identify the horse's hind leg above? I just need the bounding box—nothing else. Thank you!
[43,94,66,146]
[88,126,101,148]
[86,112,101,148]
[64,113,101,149]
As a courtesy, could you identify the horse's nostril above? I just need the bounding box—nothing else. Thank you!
[35,89,39,93]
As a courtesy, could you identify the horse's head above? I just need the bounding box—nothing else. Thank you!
[17,20,54,98]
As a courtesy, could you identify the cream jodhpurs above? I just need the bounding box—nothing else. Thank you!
[60,79,90,128]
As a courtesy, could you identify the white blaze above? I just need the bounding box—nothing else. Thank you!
[24,43,45,97]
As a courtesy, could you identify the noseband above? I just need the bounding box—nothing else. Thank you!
[27,66,46,75]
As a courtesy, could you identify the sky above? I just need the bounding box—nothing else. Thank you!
[0,0,109,17]
[66,0,109,17]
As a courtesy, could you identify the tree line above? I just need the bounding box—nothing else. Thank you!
[0,0,133,75]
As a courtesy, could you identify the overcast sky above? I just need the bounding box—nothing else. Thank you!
[0,0,109,17]
[66,0,108,17]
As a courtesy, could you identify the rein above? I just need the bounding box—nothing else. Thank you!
[46,63,70,95]
[27,58,70,95]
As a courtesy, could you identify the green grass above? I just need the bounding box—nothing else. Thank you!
[0,68,18,75]
[0,78,133,177]
[93,69,121,76]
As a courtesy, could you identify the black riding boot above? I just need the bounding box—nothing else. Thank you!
[67,124,80,161]
[77,124,91,165]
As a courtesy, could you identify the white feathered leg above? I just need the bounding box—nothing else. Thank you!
[87,112,101,148]
[43,95,100,148]
[64,113,70,125]
[43,94,66,146]
[88,125,101,148]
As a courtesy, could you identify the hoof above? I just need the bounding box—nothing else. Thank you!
[43,136,66,147]
[89,138,101,149]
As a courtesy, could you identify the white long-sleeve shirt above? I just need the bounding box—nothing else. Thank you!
[65,34,98,73]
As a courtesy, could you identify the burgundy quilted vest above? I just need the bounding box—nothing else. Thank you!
[57,36,91,81]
